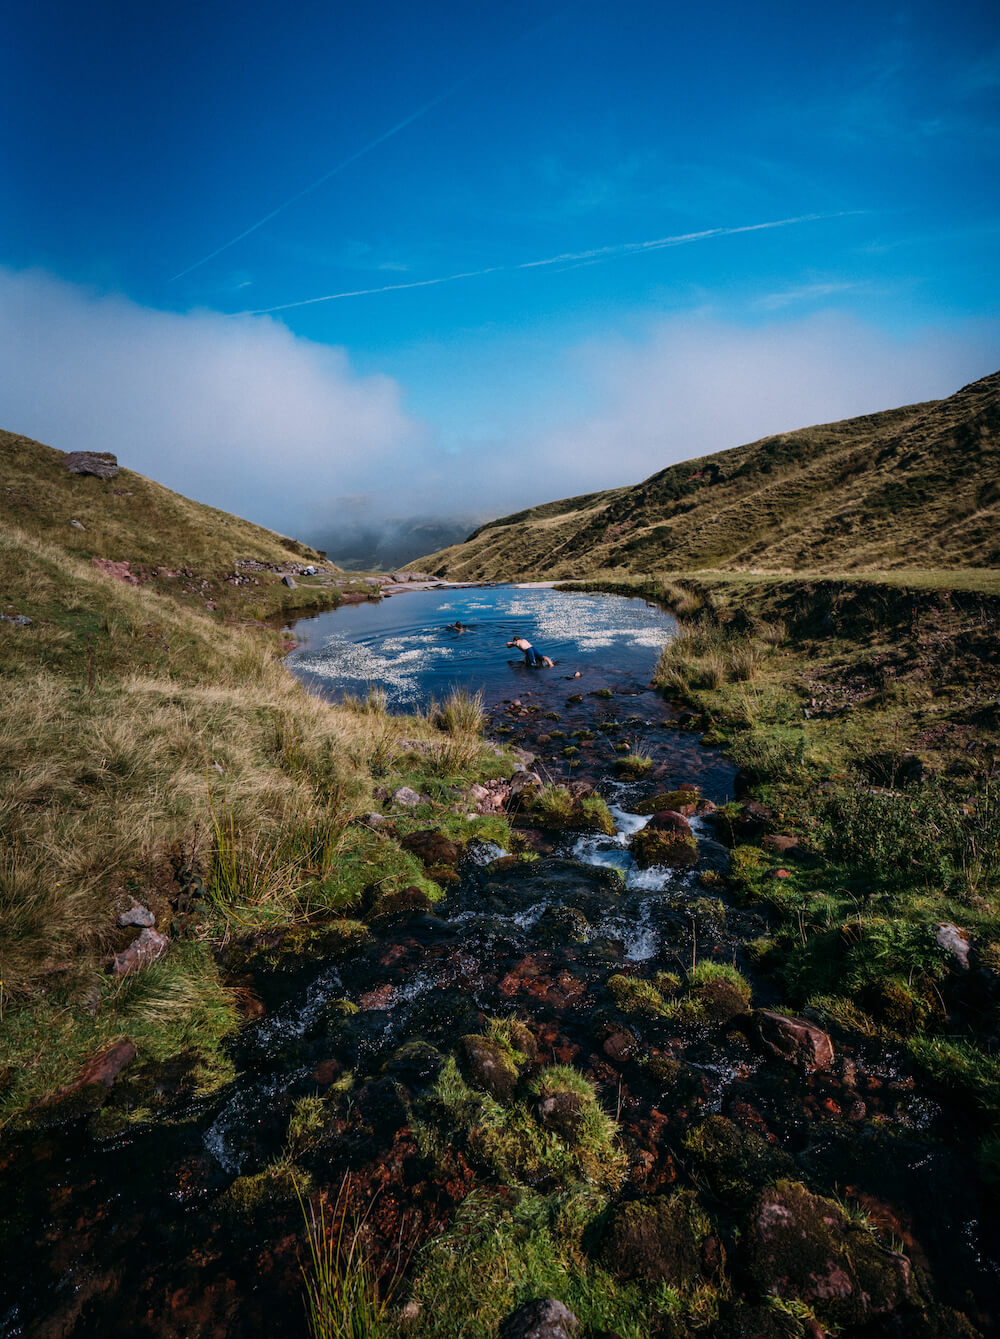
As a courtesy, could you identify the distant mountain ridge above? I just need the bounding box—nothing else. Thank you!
[418,370,1000,580]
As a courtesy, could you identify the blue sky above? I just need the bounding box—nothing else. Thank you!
[3,0,999,540]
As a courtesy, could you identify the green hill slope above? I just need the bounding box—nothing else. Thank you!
[420,370,1000,580]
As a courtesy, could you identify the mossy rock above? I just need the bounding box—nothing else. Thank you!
[460,1034,520,1102]
[368,885,434,922]
[746,1179,916,1327]
[631,827,698,869]
[535,904,590,944]
[634,787,701,816]
[642,1055,683,1086]
[600,1190,723,1288]
[382,1040,446,1088]
[688,963,752,1022]
[608,973,668,1017]
[219,1162,307,1217]
[858,976,939,1034]
[613,754,654,779]
[683,1115,794,1207]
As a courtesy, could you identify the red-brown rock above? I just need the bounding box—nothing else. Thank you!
[754,1011,834,1071]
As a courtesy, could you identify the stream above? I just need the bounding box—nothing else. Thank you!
[2,587,998,1336]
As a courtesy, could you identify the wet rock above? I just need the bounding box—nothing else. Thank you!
[111,927,169,975]
[359,983,396,1011]
[116,901,155,928]
[369,886,433,922]
[313,1058,342,1084]
[460,1034,520,1101]
[536,1087,585,1140]
[535,905,589,944]
[78,1040,137,1088]
[602,1028,638,1063]
[401,829,460,867]
[509,770,544,800]
[747,1179,914,1326]
[392,786,422,807]
[601,1190,722,1287]
[499,1298,579,1339]
[64,449,119,478]
[934,922,971,970]
[754,1010,834,1071]
[630,813,698,869]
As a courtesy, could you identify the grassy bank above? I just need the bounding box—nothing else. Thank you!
[0,525,509,1126]
[587,568,1000,1179]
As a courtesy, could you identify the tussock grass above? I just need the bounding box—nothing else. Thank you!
[298,1176,402,1339]
[438,687,486,735]
[0,523,512,1121]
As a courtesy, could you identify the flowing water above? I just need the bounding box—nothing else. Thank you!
[3,586,998,1336]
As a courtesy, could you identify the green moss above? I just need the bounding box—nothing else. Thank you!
[402,1186,705,1339]
[608,973,668,1018]
[425,1055,624,1192]
[683,1115,794,1206]
[728,845,772,885]
[613,754,654,778]
[600,1190,722,1290]
[687,962,752,1021]
[219,1161,308,1216]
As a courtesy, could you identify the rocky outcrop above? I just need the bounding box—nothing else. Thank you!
[460,1034,520,1102]
[64,450,119,479]
[92,557,140,585]
[116,901,155,929]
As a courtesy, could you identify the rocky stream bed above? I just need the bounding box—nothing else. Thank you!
[2,590,998,1338]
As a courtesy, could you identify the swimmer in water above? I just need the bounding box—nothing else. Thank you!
[507,636,554,668]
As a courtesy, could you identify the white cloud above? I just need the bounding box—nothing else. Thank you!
[0,266,425,536]
[1,268,996,555]
[465,310,1000,515]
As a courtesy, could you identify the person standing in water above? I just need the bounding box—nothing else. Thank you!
[507,636,554,667]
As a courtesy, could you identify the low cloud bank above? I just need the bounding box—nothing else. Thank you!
[1,267,996,562]
[0,267,424,538]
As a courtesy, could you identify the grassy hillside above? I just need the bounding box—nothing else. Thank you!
[420,369,1000,580]
[0,428,367,622]
[0,436,513,1125]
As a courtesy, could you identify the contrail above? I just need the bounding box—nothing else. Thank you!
[169,9,568,285]
[168,80,469,283]
[244,213,854,315]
